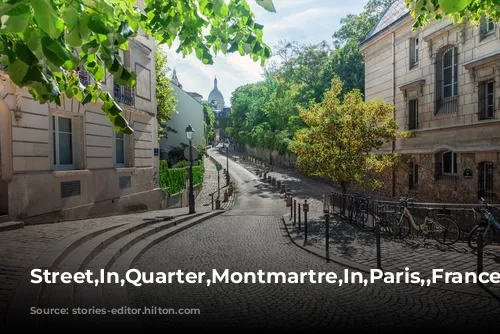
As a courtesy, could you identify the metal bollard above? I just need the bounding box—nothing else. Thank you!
[223,189,228,202]
[268,175,272,183]
[216,198,221,209]
[271,177,276,186]
[211,193,214,210]
[376,222,382,269]
[298,203,301,231]
[477,228,484,286]
[303,200,309,246]
[325,214,330,262]
[293,200,297,225]
[276,180,281,188]
[281,184,286,193]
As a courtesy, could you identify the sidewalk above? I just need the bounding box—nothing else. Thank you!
[0,154,234,320]
[227,149,500,296]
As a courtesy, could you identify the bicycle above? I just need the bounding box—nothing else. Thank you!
[355,202,401,233]
[468,197,500,250]
[347,195,370,225]
[391,197,461,245]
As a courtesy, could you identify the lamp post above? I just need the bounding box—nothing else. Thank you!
[225,139,230,186]
[185,124,195,214]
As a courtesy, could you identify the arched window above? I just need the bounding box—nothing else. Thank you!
[435,46,458,115]
[434,150,458,183]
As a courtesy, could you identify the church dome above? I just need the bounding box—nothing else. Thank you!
[207,77,224,109]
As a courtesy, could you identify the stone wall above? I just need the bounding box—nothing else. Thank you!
[243,145,297,169]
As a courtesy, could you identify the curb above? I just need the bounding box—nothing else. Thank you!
[281,213,500,299]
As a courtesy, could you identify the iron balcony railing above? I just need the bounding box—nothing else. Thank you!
[113,81,135,106]
[78,68,92,87]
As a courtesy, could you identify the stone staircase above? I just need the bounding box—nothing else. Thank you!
[0,215,23,232]
[4,209,224,328]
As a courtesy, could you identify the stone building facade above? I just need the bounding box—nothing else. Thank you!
[0,24,163,223]
[359,0,500,204]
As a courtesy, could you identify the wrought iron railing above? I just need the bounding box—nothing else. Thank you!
[78,68,92,87]
[114,81,135,106]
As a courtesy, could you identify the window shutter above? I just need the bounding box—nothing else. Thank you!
[478,82,485,120]
[409,39,415,69]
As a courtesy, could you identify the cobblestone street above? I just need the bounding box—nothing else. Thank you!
[131,149,500,331]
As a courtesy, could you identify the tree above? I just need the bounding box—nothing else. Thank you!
[289,78,411,194]
[203,104,216,144]
[0,0,275,134]
[406,0,500,29]
[155,46,177,140]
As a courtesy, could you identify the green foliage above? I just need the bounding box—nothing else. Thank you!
[166,144,188,167]
[203,104,216,143]
[229,1,390,155]
[172,160,187,168]
[0,0,275,134]
[289,78,412,192]
[159,159,204,195]
[406,0,500,29]
[156,47,177,140]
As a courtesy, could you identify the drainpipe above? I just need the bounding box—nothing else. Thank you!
[391,31,396,198]
[0,97,13,183]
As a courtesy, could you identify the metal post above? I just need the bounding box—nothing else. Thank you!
[376,222,382,269]
[188,139,195,214]
[211,193,214,210]
[226,145,230,186]
[477,228,484,286]
[303,200,308,246]
[293,200,296,225]
[298,203,301,231]
[217,170,220,199]
[325,214,330,262]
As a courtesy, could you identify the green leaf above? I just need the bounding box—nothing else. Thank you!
[62,7,79,30]
[438,0,472,13]
[24,28,43,59]
[66,26,82,47]
[31,0,64,38]
[14,41,38,66]
[88,13,111,35]
[41,35,77,69]
[82,93,92,105]
[0,12,30,33]
[255,0,276,12]
[118,21,135,42]
[228,42,238,53]
[6,59,29,85]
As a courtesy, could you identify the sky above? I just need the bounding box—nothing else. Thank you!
[162,0,369,107]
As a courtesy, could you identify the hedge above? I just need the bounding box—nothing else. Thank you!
[159,158,204,195]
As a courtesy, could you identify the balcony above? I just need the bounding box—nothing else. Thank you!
[77,68,92,87]
[113,81,135,106]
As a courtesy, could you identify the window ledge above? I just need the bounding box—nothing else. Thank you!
[114,167,135,174]
[52,169,90,177]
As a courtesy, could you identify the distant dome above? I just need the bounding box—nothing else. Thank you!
[208,77,224,110]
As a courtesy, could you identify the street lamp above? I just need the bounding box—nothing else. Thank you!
[225,139,230,186]
[185,124,195,214]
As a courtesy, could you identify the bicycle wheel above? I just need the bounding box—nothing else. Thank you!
[429,217,461,245]
[391,214,411,239]
[468,224,496,250]
[382,213,401,234]
[355,210,375,231]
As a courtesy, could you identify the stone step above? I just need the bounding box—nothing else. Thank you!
[35,212,206,328]
[0,214,11,224]
[0,220,23,232]
[80,210,224,327]
[4,223,127,328]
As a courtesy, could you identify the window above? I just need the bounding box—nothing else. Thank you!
[434,151,458,183]
[52,115,73,170]
[479,81,495,120]
[435,46,458,115]
[114,49,134,106]
[442,48,458,99]
[408,99,418,130]
[486,17,495,33]
[408,162,419,190]
[409,38,419,69]
[442,151,457,175]
[478,162,495,201]
[115,132,125,166]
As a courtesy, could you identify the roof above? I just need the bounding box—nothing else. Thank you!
[362,0,410,45]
